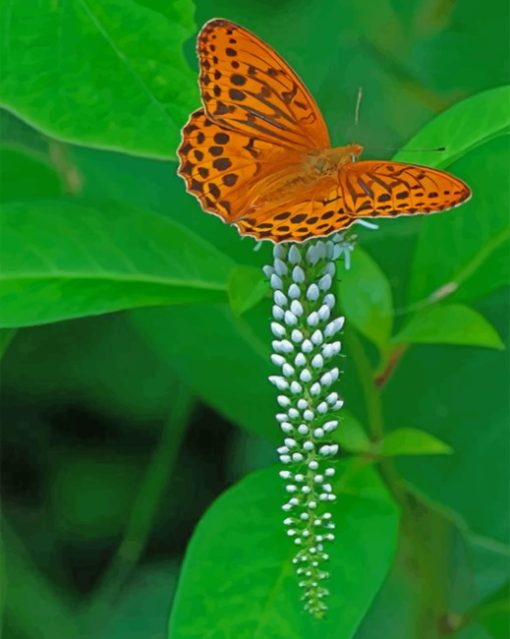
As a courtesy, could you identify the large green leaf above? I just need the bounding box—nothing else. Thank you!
[407,131,510,305]
[392,304,504,350]
[0,200,233,327]
[394,86,510,169]
[169,461,399,639]
[0,145,63,200]
[0,0,198,159]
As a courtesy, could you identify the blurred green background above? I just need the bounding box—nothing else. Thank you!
[0,0,509,638]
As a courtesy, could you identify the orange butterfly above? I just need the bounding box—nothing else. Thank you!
[177,19,471,243]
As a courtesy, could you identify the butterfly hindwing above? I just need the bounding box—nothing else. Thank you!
[340,161,471,218]
[178,108,303,223]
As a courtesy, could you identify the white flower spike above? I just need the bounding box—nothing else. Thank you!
[264,235,350,618]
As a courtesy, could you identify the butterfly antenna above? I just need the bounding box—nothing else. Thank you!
[367,145,447,153]
[354,86,363,130]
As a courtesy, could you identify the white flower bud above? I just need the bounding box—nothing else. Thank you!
[271,354,285,366]
[291,329,304,343]
[311,329,323,345]
[290,381,303,394]
[271,322,286,338]
[290,300,304,317]
[282,363,295,377]
[307,311,319,327]
[300,368,312,383]
[301,339,313,353]
[288,245,301,264]
[318,304,331,321]
[311,353,324,368]
[284,310,298,326]
[273,305,285,320]
[292,265,305,283]
[279,340,294,353]
[274,258,288,276]
[294,352,306,367]
[274,290,287,307]
[288,283,300,299]
[306,283,320,301]
[310,382,321,395]
[270,273,283,289]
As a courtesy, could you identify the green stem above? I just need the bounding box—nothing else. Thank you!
[85,387,194,623]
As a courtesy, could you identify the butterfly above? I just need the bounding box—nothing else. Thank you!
[177,19,471,243]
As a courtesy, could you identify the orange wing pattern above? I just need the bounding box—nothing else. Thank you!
[177,18,471,243]
[197,19,330,151]
[234,161,471,242]
[178,108,305,223]
[340,161,471,218]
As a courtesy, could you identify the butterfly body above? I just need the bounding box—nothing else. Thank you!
[177,19,471,243]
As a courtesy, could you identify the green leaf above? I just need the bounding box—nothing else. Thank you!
[169,461,399,639]
[0,145,63,200]
[131,303,276,440]
[227,265,268,316]
[408,120,510,306]
[334,412,372,454]
[394,86,510,169]
[377,428,452,457]
[0,200,233,327]
[392,304,504,350]
[337,247,393,353]
[0,0,198,159]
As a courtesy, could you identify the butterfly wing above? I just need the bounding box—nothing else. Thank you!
[233,161,471,242]
[197,19,330,151]
[178,108,304,223]
[339,161,471,218]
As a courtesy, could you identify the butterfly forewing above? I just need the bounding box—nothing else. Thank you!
[197,19,330,151]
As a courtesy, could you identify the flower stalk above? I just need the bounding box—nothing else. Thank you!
[263,235,353,618]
